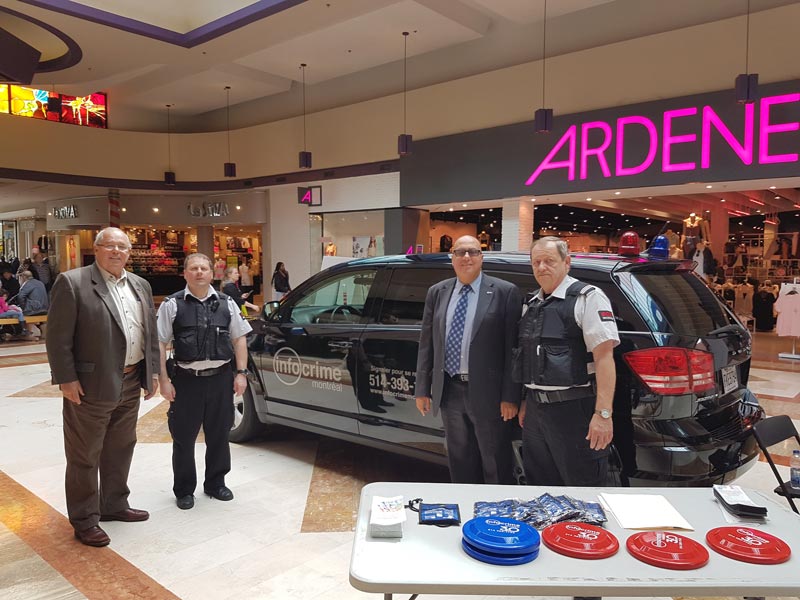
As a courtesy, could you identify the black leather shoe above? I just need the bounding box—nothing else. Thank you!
[204,486,234,501]
[74,525,110,547]
[100,507,149,522]
[176,495,195,510]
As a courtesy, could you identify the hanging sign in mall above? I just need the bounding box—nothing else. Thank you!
[52,205,78,219]
[399,79,800,206]
[525,92,799,186]
[187,201,229,217]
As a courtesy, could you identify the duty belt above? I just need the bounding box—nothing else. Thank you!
[176,364,230,377]
[530,383,595,404]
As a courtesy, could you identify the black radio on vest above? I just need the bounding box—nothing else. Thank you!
[512,281,594,387]
[169,292,233,362]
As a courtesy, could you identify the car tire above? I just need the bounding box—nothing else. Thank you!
[230,383,266,443]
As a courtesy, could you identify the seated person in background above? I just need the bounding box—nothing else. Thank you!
[17,270,49,338]
[0,288,24,323]
[1,269,20,298]
[220,267,259,315]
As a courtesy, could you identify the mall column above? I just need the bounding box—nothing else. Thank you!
[197,225,214,259]
[501,199,534,251]
[708,206,729,259]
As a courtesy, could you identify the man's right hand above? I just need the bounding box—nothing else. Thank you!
[415,396,431,416]
[159,376,176,402]
[60,380,84,405]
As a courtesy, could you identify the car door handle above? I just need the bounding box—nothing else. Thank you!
[328,341,353,350]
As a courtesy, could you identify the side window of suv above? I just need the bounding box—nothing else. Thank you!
[378,268,451,325]
[282,269,377,324]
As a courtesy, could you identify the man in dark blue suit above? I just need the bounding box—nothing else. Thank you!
[415,235,522,484]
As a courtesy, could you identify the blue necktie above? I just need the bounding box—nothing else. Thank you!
[445,284,472,376]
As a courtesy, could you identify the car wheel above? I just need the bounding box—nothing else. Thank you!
[230,382,266,443]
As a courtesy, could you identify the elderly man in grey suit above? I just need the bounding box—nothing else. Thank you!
[46,227,160,547]
[415,235,522,484]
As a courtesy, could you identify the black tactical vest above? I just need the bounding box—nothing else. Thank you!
[169,291,234,362]
[512,281,594,387]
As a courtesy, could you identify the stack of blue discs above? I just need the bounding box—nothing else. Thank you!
[461,517,541,565]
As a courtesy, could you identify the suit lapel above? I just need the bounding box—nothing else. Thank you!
[91,263,125,336]
[471,277,496,342]
[437,279,457,349]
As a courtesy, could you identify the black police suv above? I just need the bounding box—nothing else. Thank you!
[233,251,763,486]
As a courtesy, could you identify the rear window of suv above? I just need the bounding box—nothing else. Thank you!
[623,271,734,335]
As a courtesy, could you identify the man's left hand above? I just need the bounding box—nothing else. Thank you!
[500,401,518,421]
[586,414,613,450]
[233,373,247,395]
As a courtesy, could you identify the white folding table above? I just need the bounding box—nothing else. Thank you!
[349,482,800,599]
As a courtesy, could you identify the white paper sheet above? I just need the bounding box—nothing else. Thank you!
[598,493,694,530]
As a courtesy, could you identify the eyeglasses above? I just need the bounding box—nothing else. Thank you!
[452,248,482,257]
[98,244,131,252]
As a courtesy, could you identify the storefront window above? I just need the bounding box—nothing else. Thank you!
[318,210,385,261]
[0,221,18,260]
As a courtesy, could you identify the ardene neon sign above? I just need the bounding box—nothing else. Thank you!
[525,92,800,186]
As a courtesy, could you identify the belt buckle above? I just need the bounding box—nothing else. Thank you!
[536,390,549,404]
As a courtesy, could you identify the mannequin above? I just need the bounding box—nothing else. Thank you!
[478,230,491,251]
[324,242,337,256]
[681,213,710,259]
[665,229,680,249]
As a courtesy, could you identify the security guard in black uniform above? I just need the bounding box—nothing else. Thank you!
[515,237,619,488]
[156,253,252,510]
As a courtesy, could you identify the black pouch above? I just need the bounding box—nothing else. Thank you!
[408,498,461,527]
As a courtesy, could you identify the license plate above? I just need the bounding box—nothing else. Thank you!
[721,365,738,395]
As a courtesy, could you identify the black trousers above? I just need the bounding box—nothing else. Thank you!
[440,378,514,485]
[522,391,609,486]
[167,367,234,497]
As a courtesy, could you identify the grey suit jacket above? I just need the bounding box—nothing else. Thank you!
[46,263,160,401]
[415,274,522,417]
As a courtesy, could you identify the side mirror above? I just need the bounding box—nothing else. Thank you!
[262,300,281,319]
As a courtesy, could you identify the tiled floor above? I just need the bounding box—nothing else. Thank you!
[0,331,798,600]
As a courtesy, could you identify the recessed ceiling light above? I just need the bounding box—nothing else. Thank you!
[449,208,454,212]
[614,191,621,195]
[586,197,592,201]
[558,203,563,207]
[705,185,713,189]
[153,207,159,212]
[530,198,536,202]
[775,196,780,200]
[462,203,467,207]
[720,199,726,202]
[459,216,464,220]
[480,213,485,217]
[236,205,241,210]
[592,209,597,212]
[121,208,127,212]
[769,185,776,189]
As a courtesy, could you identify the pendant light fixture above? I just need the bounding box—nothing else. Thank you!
[223,85,236,177]
[735,0,758,104]
[397,31,413,156]
[298,63,312,169]
[534,0,553,133]
[164,104,176,186]
[47,84,61,113]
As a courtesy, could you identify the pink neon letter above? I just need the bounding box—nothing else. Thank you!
[580,121,612,179]
[758,93,800,164]
[615,116,657,176]
[662,107,698,172]
[701,104,753,168]
[525,125,577,186]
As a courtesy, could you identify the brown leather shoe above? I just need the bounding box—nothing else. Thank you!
[74,525,110,547]
[99,507,150,522]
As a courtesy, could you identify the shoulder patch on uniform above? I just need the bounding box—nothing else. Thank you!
[598,309,614,322]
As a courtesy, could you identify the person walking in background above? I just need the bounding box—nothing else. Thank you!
[221,266,259,315]
[515,236,619,487]
[156,254,252,510]
[238,258,253,297]
[46,227,160,547]
[32,252,55,291]
[270,262,291,302]
[1,268,20,298]
[415,235,522,484]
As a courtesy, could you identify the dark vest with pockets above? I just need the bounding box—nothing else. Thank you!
[169,291,234,363]
[513,281,594,387]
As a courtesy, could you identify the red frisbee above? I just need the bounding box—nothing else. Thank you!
[626,531,709,570]
[705,527,791,565]
[542,522,619,559]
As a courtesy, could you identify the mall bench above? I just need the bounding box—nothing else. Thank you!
[0,314,48,337]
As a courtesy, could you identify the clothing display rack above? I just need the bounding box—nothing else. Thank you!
[777,278,800,361]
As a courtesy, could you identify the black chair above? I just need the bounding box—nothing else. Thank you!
[751,415,800,514]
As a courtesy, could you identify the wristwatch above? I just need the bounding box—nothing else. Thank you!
[594,408,612,419]
[235,369,250,376]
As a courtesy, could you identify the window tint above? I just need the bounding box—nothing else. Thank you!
[284,269,376,324]
[624,271,734,335]
[378,268,451,325]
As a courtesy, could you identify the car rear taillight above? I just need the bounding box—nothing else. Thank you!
[623,347,716,395]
